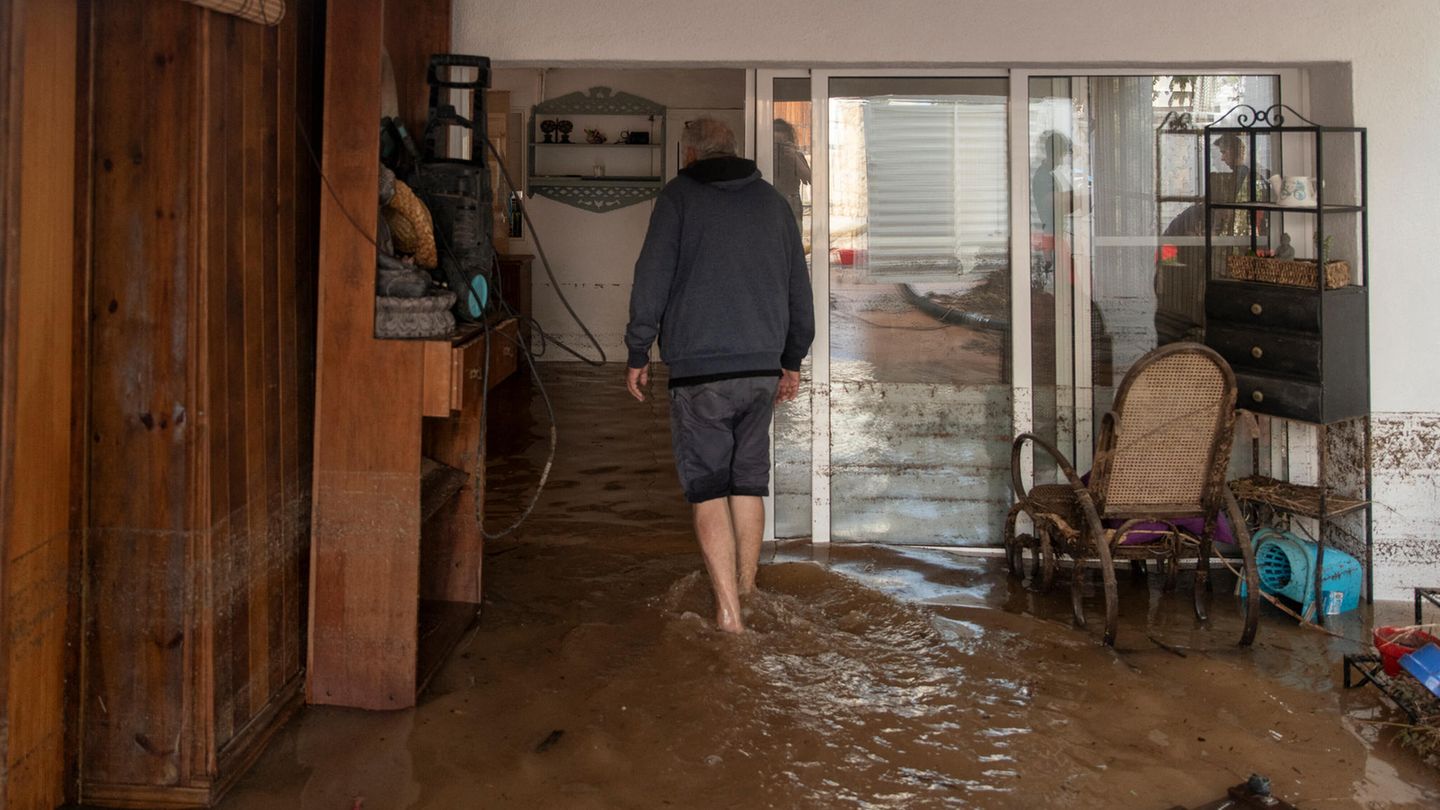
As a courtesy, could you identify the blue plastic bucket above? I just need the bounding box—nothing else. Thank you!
[1250,527,1362,617]
[1400,643,1440,698]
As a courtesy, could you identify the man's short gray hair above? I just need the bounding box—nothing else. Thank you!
[682,116,738,160]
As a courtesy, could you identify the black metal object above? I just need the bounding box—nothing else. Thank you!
[1169,773,1300,810]
[1203,103,1372,621]
[1416,588,1440,625]
[1344,587,1440,724]
[412,54,495,323]
[1344,654,1440,725]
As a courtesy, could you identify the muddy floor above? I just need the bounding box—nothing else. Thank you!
[219,364,1438,809]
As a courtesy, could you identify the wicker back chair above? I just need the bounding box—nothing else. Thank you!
[1002,343,1260,646]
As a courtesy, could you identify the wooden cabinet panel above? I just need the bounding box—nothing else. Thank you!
[3,1,80,807]
[78,1,323,805]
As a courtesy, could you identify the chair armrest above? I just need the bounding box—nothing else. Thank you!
[1012,432,1107,540]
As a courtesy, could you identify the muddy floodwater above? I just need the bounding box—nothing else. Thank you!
[218,365,1439,809]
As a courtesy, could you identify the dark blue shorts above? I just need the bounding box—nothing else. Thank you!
[668,376,778,504]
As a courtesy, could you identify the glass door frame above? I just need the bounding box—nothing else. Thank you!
[756,67,1306,545]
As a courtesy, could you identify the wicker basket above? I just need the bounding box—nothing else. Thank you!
[1225,254,1350,289]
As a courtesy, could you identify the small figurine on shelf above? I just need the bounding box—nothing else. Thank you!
[584,128,607,144]
[556,119,574,143]
[1276,232,1296,260]
[540,119,557,143]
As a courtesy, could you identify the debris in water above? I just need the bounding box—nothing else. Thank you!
[1171,774,1298,809]
[1148,635,1188,658]
[535,729,565,753]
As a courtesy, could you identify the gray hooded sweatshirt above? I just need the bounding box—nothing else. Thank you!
[625,156,815,383]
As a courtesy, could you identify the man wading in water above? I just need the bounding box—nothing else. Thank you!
[624,117,815,634]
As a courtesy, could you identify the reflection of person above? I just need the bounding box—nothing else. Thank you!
[772,119,811,225]
[1031,130,1073,236]
[1212,132,1267,235]
[624,117,815,634]
[1215,133,1250,194]
[1155,133,1265,343]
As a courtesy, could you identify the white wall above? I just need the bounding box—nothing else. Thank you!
[490,68,745,361]
[456,0,1440,600]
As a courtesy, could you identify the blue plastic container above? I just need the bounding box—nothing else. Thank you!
[1400,643,1440,698]
[1249,528,1362,617]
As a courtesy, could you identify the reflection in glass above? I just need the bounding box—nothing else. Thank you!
[1028,75,1279,476]
[827,78,1011,546]
[772,78,814,538]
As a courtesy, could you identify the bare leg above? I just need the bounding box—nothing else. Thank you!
[730,495,765,596]
[693,498,744,633]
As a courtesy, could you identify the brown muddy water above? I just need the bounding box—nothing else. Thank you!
[218,365,1439,809]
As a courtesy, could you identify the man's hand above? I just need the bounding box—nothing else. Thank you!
[626,364,650,402]
[775,369,801,403]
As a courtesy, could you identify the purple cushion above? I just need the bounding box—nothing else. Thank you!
[1111,515,1236,546]
[1077,472,1237,545]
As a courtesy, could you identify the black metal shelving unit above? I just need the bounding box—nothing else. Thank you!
[1202,104,1371,624]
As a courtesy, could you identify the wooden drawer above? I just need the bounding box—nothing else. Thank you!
[422,318,520,417]
[1206,281,1321,333]
[1235,371,1324,423]
[1207,322,1321,380]
[454,318,519,413]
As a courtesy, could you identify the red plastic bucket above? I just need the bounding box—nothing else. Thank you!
[1374,626,1440,677]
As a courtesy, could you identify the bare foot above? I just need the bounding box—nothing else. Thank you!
[716,607,745,634]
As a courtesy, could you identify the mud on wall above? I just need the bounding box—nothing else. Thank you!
[1370,413,1440,600]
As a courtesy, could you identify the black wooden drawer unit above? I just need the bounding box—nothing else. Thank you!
[1205,280,1369,423]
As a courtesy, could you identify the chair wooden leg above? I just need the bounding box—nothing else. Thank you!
[1129,560,1147,583]
[1193,533,1213,623]
[1003,503,1024,578]
[1227,490,1261,646]
[1097,543,1120,646]
[1071,560,1087,629]
[1038,527,1056,592]
[1164,553,1179,592]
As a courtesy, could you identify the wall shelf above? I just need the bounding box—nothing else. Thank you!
[528,86,667,212]
[533,142,663,149]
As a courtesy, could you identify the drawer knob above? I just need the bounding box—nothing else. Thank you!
[1251,390,1265,403]
[1250,303,1264,316]
[1251,346,1264,359]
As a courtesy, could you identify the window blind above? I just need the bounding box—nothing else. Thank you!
[861,95,1007,282]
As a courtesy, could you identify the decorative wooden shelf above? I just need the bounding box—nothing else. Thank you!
[529,86,667,212]
[309,0,520,712]
[529,175,662,186]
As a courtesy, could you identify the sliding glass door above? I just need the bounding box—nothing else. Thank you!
[1028,74,1280,473]
[759,70,1287,545]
